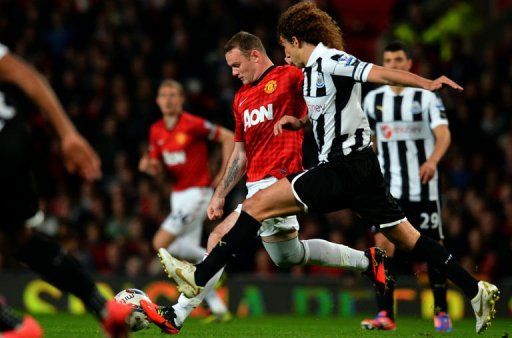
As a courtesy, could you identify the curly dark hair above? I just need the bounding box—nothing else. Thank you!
[277,1,343,50]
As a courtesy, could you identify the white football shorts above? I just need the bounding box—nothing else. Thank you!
[235,176,300,237]
[161,187,213,245]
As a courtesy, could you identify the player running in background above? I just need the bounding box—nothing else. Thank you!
[138,79,233,326]
[158,2,500,334]
[141,31,387,334]
[0,42,131,337]
[360,41,452,332]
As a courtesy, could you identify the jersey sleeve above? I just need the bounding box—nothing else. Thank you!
[323,52,373,82]
[0,43,9,60]
[363,93,376,134]
[233,93,245,142]
[189,115,220,141]
[148,125,161,159]
[427,92,448,129]
[293,69,307,119]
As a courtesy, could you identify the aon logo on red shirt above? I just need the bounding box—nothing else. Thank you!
[244,104,273,131]
[163,150,186,166]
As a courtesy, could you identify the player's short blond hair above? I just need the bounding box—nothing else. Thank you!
[158,79,184,96]
[224,31,267,57]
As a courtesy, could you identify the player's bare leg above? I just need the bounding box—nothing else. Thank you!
[207,212,240,253]
[152,229,177,251]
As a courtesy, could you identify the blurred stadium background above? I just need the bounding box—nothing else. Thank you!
[1,0,512,328]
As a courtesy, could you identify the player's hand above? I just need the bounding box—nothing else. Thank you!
[274,115,301,135]
[207,195,225,220]
[426,76,463,92]
[419,160,437,184]
[61,132,101,182]
[138,154,163,176]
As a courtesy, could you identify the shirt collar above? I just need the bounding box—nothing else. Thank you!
[306,42,329,67]
[385,85,413,97]
[251,65,276,86]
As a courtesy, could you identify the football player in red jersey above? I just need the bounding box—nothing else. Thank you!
[139,79,234,325]
[141,32,386,334]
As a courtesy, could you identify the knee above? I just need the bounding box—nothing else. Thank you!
[384,226,420,252]
[153,235,171,252]
[269,254,296,268]
[265,242,304,268]
[152,237,162,252]
[242,193,267,221]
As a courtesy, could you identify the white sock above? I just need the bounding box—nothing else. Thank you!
[302,239,369,271]
[204,288,228,315]
[171,268,225,326]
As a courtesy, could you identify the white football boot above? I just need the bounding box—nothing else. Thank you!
[158,248,203,298]
[471,281,500,334]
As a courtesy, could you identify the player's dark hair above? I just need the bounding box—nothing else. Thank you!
[277,1,343,50]
[224,31,266,57]
[384,40,412,59]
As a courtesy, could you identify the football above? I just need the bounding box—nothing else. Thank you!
[114,288,151,332]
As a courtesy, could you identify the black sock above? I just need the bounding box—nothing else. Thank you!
[195,211,261,286]
[376,256,395,320]
[16,232,107,319]
[412,235,478,299]
[428,262,448,314]
[0,304,22,331]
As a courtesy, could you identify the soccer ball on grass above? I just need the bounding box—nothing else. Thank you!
[114,288,151,332]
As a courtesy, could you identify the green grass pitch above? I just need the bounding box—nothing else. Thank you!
[35,313,511,337]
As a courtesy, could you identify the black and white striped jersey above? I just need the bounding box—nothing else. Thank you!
[364,86,448,202]
[303,43,373,162]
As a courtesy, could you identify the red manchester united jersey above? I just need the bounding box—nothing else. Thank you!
[148,112,220,191]
[233,65,306,182]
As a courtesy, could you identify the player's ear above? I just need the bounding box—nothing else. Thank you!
[405,58,413,71]
[250,49,260,62]
[291,36,300,47]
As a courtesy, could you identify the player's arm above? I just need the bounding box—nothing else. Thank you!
[367,65,463,92]
[138,154,163,176]
[419,126,451,184]
[0,52,100,181]
[138,126,163,176]
[211,127,235,187]
[273,115,309,135]
[207,142,247,220]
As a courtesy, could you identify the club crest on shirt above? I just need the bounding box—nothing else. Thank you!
[411,101,422,114]
[316,73,325,88]
[264,80,277,94]
[175,132,187,145]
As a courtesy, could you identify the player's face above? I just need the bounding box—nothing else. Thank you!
[383,50,412,72]
[156,85,184,116]
[279,36,305,68]
[225,48,258,85]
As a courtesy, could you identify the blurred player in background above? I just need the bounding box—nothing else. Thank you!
[141,31,386,334]
[361,41,452,332]
[0,42,131,337]
[158,2,499,334]
[138,79,233,327]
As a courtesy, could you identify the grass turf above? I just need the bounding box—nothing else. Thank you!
[35,314,511,337]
